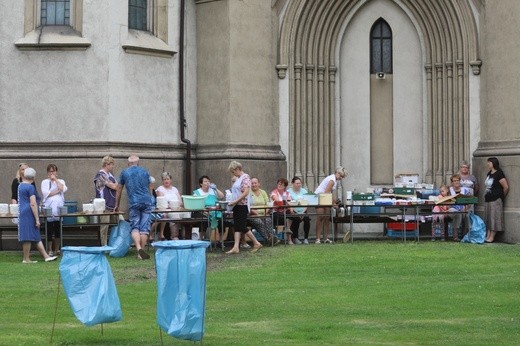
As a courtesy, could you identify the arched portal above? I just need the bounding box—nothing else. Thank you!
[277,0,481,196]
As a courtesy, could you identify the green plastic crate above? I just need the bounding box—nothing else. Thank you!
[455,196,478,204]
[352,193,375,201]
[393,187,415,195]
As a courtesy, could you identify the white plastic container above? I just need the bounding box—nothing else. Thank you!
[83,203,94,213]
[9,204,19,216]
[156,196,168,210]
[93,198,106,212]
[0,203,8,214]
[168,199,181,209]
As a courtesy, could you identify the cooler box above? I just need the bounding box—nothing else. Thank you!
[62,200,78,225]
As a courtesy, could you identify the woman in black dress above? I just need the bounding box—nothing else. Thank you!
[484,157,509,243]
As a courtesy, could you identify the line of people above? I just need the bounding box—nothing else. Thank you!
[13,155,349,260]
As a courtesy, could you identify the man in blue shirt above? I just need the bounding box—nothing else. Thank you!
[115,154,153,260]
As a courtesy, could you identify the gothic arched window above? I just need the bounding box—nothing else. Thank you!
[370,18,392,74]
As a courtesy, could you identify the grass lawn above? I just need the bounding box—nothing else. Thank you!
[1,241,519,345]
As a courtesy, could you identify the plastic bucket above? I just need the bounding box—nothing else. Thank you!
[63,200,78,225]
[182,195,207,210]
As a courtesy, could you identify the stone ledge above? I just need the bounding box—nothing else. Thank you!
[195,144,286,160]
[474,139,520,157]
[15,26,91,51]
[122,29,176,58]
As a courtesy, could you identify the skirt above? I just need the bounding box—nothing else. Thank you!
[485,199,504,232]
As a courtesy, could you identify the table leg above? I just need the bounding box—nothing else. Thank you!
[350,206,354,243]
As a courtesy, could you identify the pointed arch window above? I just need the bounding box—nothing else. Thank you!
[370,19,392,74]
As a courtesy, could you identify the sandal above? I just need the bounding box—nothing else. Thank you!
[315,239,321,244]
[324,239,333,244]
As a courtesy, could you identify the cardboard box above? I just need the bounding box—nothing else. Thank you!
[395,173,419,185]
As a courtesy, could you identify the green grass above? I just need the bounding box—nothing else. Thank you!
[1,241,520,345]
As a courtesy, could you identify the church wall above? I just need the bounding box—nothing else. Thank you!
[195,0,286,188]
[0,1,195,207]
[474,0,520,243]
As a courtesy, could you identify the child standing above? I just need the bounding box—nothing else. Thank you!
[432,185,450,241]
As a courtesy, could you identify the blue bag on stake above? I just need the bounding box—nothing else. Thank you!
[153,240,210,341]
[59,246,122,326]
[462,213,486,244]
[108,220,132,257]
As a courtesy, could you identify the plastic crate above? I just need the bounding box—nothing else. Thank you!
[359,206,381,214]
[353,193,375,201]
[386,222,416,231]
[455,197,478,204]
[393,187,415,195]
[386,229,419,238]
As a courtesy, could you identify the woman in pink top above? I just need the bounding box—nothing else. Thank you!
[270,178,293,243]
[226,161,262,254]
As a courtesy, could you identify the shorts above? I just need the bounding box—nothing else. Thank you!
[129,203,153,233]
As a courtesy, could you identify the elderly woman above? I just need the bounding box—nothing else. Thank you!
[248,177,278,244]
[18,167,57,263]
[226,161,262,254]
[41,164,68,256]
[484,157,509,243]
[11,163,37,204]
[94,155,117,246]
[458,160,478,196]
[314,167,347,244]
[287,176,311,244]
[156,172,183,240]
[448,174,471,241]
[193,175,224,240]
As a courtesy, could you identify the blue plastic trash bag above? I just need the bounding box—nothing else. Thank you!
[153,240,210,341]
[59,246,123,327]
[462,213,486,244]
[108,220,132,257]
